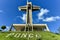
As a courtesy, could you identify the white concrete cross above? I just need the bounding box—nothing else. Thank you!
[12,1,49,31]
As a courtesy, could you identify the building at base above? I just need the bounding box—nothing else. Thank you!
[13,24,49,31]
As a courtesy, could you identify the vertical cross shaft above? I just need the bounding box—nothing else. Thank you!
[26,2,32,26]
[26,2,33,31]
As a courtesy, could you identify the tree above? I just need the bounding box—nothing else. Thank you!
[0,30,2,32]
[1,25,6,30]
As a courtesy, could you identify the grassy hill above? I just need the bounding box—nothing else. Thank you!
[0,31,60,40]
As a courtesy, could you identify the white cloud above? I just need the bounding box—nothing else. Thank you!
[43,16,60,22]
[37,8,60,22]
[17,14,26,22]
[38,8,49,19]
[21,14,26,22]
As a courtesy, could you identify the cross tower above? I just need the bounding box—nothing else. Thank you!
[12,1,50,31]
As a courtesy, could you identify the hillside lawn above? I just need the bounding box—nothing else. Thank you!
[0,31,60,40]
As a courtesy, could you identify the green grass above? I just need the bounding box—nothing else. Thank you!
[0,31,60,40]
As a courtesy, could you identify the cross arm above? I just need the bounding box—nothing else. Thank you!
[32,5,40,11]
[18,6,27,11]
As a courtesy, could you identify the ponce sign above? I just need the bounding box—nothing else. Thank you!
[6,33,41,38]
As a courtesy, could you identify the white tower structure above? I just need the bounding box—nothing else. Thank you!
[12,1,50,31]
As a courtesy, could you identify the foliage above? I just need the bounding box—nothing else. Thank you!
[1,25,6,30]
[0,30,2,31]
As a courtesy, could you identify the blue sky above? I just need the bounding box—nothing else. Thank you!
[0,0,60,33]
